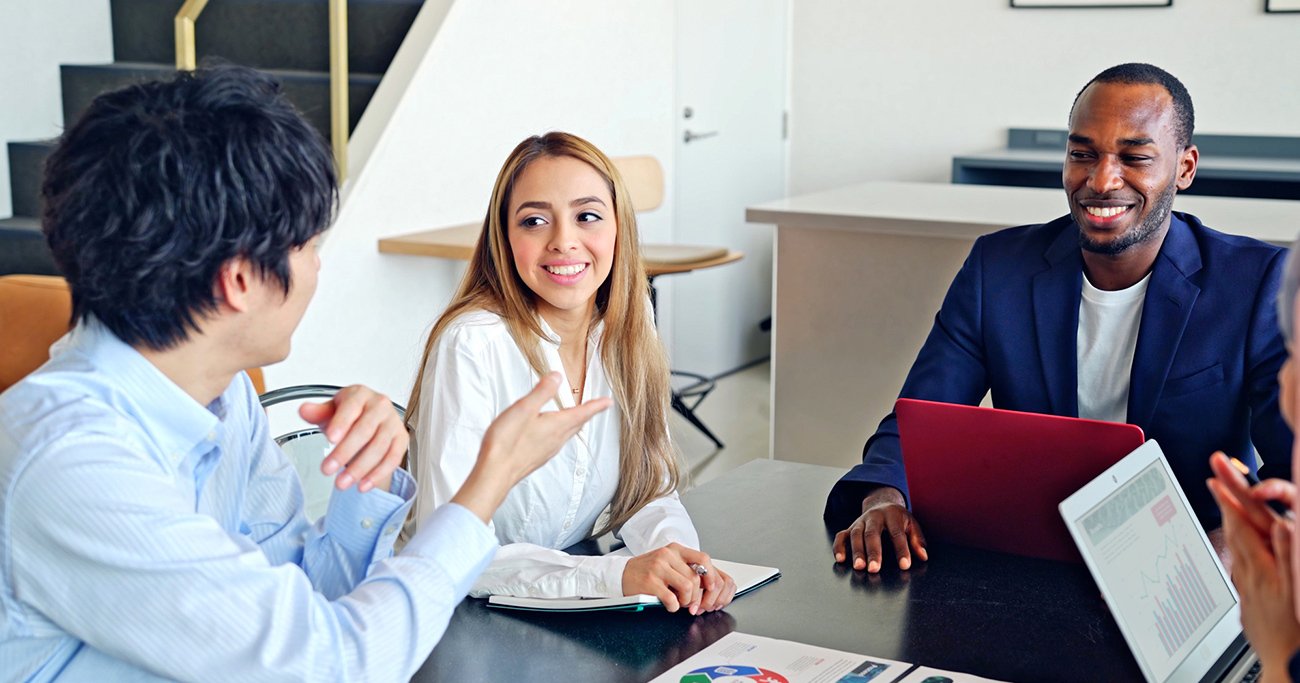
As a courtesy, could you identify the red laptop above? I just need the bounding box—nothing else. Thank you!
[895,398,1145,563]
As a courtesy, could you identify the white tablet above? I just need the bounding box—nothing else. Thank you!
[1059,440,1254,683]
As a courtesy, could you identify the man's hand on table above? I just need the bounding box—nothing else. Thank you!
[832,486,928,573]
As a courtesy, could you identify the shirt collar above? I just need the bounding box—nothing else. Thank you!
[536,315,605,348]
[63,319,223,463]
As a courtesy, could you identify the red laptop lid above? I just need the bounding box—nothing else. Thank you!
[895,398,1145,563]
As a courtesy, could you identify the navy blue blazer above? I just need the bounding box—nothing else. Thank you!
[825,212,1292,530]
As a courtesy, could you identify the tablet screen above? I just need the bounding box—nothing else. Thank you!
[1074,459,1235,681]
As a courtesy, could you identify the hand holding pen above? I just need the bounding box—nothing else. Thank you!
[622,544,736,615]
[1207,451,1294,540]
[1206,451,1300,674]
[1227,456,1293,519]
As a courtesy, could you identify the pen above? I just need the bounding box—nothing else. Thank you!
[689,563,708,576]
[1229,457,1292,518]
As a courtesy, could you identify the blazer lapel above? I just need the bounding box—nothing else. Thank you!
[1032,223,1084,417]
[1127,214,1202,430]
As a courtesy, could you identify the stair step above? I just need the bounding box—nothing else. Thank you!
[0,216,59,277]
[111,0,423,74]
[60,62,381,144]
[7,141,55,220]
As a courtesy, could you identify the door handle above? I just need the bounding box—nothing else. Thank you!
[683,129,719,144]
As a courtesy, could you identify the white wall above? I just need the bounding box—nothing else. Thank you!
[0,0,113,217]
[270,0,677,404]
[789,1,1300,195]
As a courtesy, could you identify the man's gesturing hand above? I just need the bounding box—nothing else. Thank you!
[299,385,407,493]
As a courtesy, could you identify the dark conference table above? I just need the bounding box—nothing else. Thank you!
[414,459,1143,682]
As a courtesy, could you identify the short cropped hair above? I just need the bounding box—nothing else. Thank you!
[42,62,337,350]
[1071,63,1195,148]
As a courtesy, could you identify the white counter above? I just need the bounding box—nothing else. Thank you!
[747,181,1300,469]
[747,180,1300,244]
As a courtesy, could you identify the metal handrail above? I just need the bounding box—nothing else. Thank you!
[173,0,349,180]
[328,0,349,180]
[173,0,209,72]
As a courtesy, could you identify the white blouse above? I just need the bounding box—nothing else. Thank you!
[409,310,699,598]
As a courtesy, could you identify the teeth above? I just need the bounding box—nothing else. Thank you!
[544,264,587,276]
[1085,206,1129,218]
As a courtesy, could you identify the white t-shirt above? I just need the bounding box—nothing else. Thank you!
[408,310,698,599]
[1076,272,1151,423]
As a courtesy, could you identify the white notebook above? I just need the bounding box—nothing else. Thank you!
[486,557,780,612]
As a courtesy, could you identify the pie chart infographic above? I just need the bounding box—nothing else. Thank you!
[679,666,789,683]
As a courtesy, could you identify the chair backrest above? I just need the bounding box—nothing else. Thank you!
[0,275,73,393]
[260,385,406,522]
[0,273,266,394]
[611,156,664,213]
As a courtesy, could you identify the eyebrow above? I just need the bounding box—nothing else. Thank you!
[515,201,551,214]
[1067,133,1156,147]
[514,196,607,215]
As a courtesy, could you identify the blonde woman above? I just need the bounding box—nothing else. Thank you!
[407,132,735,614]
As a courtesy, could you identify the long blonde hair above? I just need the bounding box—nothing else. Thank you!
[406,132,679,536]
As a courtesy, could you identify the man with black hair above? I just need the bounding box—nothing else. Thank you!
[827,63,1293,575]
[0,64,609,680]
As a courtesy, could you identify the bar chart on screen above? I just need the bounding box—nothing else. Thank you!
[1137,537,1222,657]
[1078,461,1236,681]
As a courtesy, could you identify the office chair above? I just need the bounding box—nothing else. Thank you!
[258,384,406,521]
[0,274,267,394]
[0,274,74,393]
[615,156,738,450]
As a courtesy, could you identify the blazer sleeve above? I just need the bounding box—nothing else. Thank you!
[825,236,992,528]
[1246,249,1293,481]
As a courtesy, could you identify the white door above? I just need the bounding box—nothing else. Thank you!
[670,0,789,377]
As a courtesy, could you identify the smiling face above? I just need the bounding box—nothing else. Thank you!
[506,154,617,324]
[1064,82,1198,256]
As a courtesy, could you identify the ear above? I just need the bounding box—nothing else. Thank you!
[215,257,257,313]
[1175,144,1199,191]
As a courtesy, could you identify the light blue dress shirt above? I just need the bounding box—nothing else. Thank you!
[0,320,497,682]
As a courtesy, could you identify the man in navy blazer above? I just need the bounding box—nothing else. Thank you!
[827,63,1293,574]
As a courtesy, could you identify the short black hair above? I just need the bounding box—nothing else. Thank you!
[1071,63,1195,148]
[42,62,337,350]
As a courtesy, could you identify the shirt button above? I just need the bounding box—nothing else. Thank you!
[360,518,374,530]
[563,522,571,530]
[576,467,587,476]
[384,525,398,536]
[207,431,216,441]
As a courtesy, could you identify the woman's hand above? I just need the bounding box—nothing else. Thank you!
[1209,467,1300,679]
[1209,452,1295,537]
[622,543,734,615]
[697,564,736,613]
[452,373,610,522]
